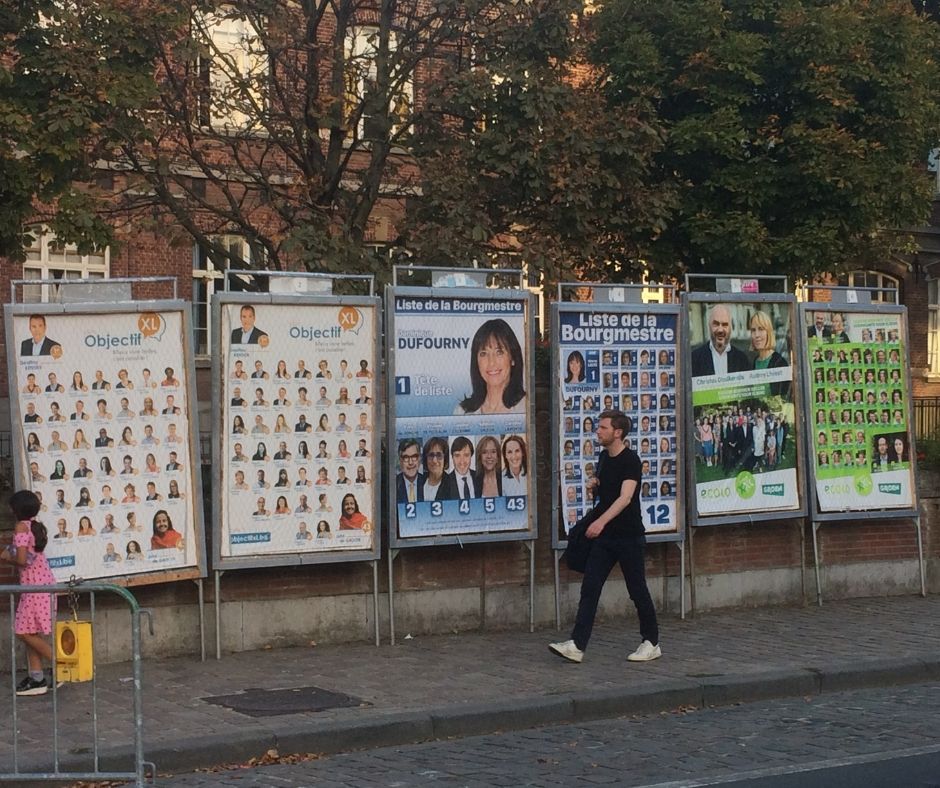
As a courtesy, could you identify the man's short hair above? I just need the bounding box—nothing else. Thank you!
[707,303,733,328]
[398,438,420,457]
[599,409,631,438]
[451,436,474,455]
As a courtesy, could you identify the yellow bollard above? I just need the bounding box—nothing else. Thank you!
[55,620,94,682]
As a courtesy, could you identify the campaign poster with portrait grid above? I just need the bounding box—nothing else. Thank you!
[388,288,536,546]
[7,305,204,583]
[686,297,804,519]
[216,300,379,564]
[803,307,915,512]
[554,304,683,541]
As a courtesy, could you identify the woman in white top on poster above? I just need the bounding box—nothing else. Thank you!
[501,435,527,497]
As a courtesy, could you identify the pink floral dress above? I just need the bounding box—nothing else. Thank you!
[13,523,57,635]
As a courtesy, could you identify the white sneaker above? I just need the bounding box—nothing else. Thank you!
[627,640,662,662]
[549,639,584,663]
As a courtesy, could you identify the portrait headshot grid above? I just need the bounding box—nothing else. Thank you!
[222,303,376,554]
[805,311,913,510]
[15,312,194,577]
[392,295,531,538]
[559,310,679,536]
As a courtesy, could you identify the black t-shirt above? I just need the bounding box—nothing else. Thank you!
[596,446,643,538]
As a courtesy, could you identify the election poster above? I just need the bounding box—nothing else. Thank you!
[804,308,914,511]
[218,301,378,560]
[688,299,803,517]
[389,290,535,543]
[9,307,203,583]
[556,306,682,539]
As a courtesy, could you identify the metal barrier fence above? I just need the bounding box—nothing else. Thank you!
[0,581,154,785]
[913,397,940,441]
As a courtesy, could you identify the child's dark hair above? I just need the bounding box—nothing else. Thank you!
[10,490,47,552]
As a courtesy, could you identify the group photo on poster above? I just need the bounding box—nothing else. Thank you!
[805,309,914,510]
[392,294,531,538]
[688,301,801,516]
[220,302,377,557]
[556,308,679,536]
[11,310,199,581]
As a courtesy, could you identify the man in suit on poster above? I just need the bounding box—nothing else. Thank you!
[690,305,750,378]
[21,314,61,356]
[395,439,425,504]
[734,418,756,472]
[230,304,268,344]
[807,312,830,342]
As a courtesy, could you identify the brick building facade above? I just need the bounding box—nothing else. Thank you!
[0,3,937,659]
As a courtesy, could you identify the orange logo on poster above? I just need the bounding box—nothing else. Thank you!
[138,312,163,338]
[338,307,361,332]
[50,344,63,360]
[258,334,270,348]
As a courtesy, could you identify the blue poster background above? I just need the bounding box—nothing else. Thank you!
[392,294,531,539]
[557,308,680,536]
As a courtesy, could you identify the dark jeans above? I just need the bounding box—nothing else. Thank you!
[571,534,658,651]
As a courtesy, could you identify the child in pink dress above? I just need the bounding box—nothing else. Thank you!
[1,490,57,696]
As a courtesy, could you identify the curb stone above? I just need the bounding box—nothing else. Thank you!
[126,657,940,774]
[10,655,940,777]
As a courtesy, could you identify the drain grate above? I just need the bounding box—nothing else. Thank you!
[204,685,366,717]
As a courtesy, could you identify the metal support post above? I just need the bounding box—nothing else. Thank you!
[214,569,224,660]
[553,549,562,630]
[678,541,686,621]
[524,541,535,632]
[387,549,399,645]
[193,577,206,661]
[372,560,381,646]
[914,516,927,597]
[687,526,697,617]
[798,520,807,606]
[812,522,823,606]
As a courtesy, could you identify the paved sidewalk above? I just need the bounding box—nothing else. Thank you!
[1,595,938,778]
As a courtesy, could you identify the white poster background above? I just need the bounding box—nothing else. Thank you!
[12,309,199,581]
[220,303,377,556]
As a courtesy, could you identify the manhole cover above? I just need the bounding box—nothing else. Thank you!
[204,686,366,717]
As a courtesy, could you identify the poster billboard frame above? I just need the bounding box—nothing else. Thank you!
[4,297,207,587]
[550,300,686,550]
[682,291,810,529]
[210,291,383,571]
[797,299,919,522]
[384,284,538,550]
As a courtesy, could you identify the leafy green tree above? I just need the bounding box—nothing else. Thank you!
[592,0,940,278]
[0,0,176,259]
[100,0,479,275]
[405,0,673,283]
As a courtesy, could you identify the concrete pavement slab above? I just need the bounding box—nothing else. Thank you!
[0,594,938,778]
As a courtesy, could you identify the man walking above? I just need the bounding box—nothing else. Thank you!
[550,410,660,663]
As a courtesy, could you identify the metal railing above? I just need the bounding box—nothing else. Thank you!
[0,581,154,785]
[913,397,940,441]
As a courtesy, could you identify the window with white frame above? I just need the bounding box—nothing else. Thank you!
[192,235,260,355]
[195,10,267,131]
[929,279,940,375]
[21,228,109,304]
[839,270,900,303]
[344,27,413,140]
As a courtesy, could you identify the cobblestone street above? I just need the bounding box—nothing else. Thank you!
[158,682,940,787]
